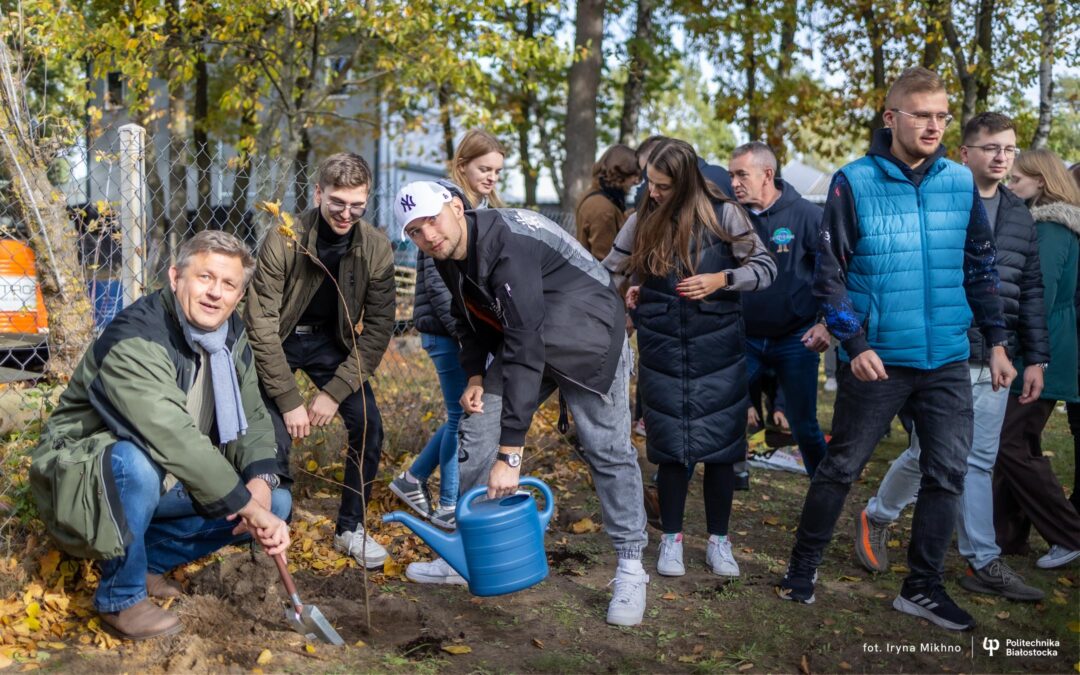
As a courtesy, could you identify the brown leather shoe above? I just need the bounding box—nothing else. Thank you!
[100,599,182,640]
[146,573,183,599]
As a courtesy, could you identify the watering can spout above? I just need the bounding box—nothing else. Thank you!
[382,511,469,581]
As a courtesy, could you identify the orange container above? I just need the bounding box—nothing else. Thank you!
[0,239,49,335]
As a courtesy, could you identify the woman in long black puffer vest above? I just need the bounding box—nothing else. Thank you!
[625,139,775,581]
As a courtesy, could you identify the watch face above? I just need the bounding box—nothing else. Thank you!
[509,453,521,467]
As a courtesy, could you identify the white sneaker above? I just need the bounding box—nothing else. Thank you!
[706,537,740,577]
[656,533,685,577]
[606,568,649,626]
[1036,545,1080,569]
[824,377,837,392]
[334,525,388,569]
[405,557,467,585]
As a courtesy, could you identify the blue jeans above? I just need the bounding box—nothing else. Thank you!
[866,365,1008,569]
[788,361,972,590]
[409,333,467,507]
[95,441,292,613]
[745,329,829,476]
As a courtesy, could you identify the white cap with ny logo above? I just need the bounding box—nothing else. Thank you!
[394,181,452,238]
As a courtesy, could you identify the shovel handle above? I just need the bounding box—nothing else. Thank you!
[274,553,304,614]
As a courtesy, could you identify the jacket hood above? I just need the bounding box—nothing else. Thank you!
[868,128,947,177]
[757,179,804,216]
[1030,202,1080,237]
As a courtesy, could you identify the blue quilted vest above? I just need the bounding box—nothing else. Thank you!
[842,155,974,369]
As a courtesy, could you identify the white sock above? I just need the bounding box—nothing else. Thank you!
[709,534,728,544]
[617,558,645,575]
[404,470,419,484]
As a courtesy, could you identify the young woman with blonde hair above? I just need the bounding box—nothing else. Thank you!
[449,129,506,208]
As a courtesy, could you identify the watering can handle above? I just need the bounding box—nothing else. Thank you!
[461,477,554,529]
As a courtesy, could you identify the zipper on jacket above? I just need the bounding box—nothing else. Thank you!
[99,450,125,550]
[680,296,690,467]
[916,186,933,365]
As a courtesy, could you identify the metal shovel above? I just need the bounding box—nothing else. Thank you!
[273,553,344,645]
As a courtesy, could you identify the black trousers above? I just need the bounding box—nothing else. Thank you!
[265,329,384,535]
[993,396,1080,553]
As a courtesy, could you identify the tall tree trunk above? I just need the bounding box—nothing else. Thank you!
[517,1,538,206]
[561,0,604,212]
[862,0,888,142]
[438,83,455,162]
[165,0,188,262]
[766,5,796,165]
[922,0,944,67]
[619,0,653,146]
[193,35,213,231]
[973,0,995,108]
[0,41,94,377]
[940,1,977,126]
[1031,0,1057,148]
[743,0,760,140]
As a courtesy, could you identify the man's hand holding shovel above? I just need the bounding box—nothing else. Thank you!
[228,499,291,556]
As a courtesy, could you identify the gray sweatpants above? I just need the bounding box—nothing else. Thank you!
[457,339,648,560]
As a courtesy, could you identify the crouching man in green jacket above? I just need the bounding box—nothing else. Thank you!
[30,231,290,640]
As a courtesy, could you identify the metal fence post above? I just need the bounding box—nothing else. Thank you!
[119,124,147,305]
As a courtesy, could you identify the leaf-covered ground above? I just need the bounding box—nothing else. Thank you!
[1,358,1077,673]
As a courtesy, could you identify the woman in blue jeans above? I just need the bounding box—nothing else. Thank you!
[390,180,474,528]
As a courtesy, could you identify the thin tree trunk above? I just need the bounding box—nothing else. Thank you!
[743,0,760,140]
[1031,0,1057,148]
[561,0,604,211]
[619,0,653,146]
[517,1,538,206]
[438,83,455,162]
[193,35,212,231]
[165,0,188,261]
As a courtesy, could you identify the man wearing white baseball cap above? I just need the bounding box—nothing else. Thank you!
[396,181,650,627]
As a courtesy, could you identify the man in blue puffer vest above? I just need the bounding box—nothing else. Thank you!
[777,67,1013,632]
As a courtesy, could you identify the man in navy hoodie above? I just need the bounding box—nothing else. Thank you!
[728,142,830,476]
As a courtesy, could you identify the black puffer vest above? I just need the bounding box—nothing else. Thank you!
[637,219,748,466]
[966,186,1050,366]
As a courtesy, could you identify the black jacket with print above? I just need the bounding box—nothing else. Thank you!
[434,209,625,447]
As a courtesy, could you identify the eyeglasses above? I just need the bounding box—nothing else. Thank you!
[964,144,1020,158]
[890,109,954,129]
[325,198,367,218]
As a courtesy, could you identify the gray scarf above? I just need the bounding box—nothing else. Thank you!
[176,300,248,444]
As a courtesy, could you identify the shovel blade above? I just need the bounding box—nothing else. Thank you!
[301,605,345,645]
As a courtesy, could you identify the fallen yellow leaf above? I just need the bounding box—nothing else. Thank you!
[442,644,472,655]
[570,518,598,534]
[1068,621,1080,633]
[38,551,61,580]
[995,611,1010,620]
[306,459,319,473]
[1058,577,1073,587]
[304,644,316,654]
[661,592,678,601]
[256,649,272,665]
[354,640,367,648]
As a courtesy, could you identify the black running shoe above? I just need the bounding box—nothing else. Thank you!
[776,566,817,604]
[893,585,975,631]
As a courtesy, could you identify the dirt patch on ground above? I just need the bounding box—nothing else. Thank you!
[17,405,1080,673]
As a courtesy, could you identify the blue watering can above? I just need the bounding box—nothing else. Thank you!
[383,477,554,597]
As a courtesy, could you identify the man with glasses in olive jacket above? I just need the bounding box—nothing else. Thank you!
[245,153,396,569]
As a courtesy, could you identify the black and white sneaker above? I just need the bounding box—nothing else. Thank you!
[893,585,975,631]
[389,471,432,517]
[776,566,818,604]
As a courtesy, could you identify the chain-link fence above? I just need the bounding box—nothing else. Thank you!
[1,122,577,460]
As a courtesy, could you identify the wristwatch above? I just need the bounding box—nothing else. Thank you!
[1034,363,1049,371]
[255,473,281,490]
[723,271,734,288]
[497,452,522,468]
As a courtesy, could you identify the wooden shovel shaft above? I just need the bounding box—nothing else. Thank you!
[274,552,304,614]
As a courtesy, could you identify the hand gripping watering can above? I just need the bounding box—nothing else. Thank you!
[383,477,554,596]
